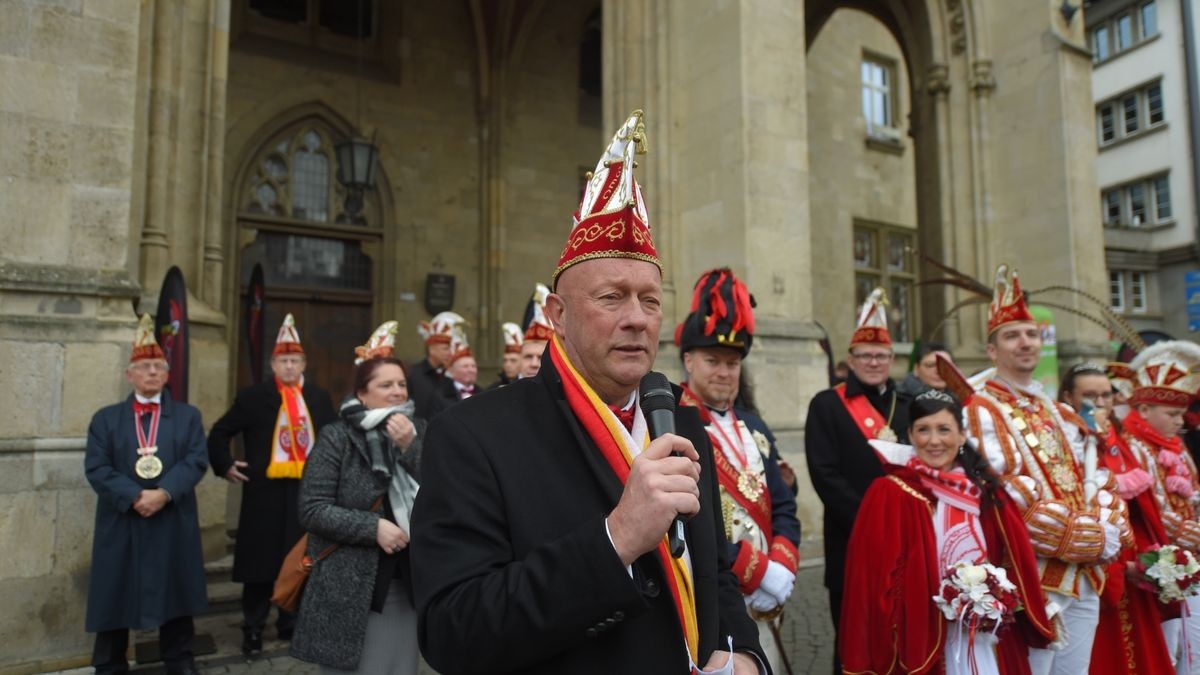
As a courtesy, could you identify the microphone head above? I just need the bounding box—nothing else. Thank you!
[639,371,675,413]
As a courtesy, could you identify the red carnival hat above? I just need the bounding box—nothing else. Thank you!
[130,313,166,363]
[355,321,397,364]
[987,263,1035,336]
[501,322,523,355]
[418,312,465,346]
[523,283,554,342]
[272,313,304,356]
[553,109,660,287]
[850,287,891,348]
[1129,341,1200,408]
[448,325,473,366]
[1106,362,1137,400]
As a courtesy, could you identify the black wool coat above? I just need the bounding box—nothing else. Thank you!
[410,354,766,675]
[207,379,336,583]
[85,393,209,631]
[406,358,455,420]
[289,417,426,670]
[803,371,910,593]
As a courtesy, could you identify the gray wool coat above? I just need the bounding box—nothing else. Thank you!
[289,416,424,670]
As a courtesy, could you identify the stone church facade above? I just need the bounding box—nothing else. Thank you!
[0,0,1107,667]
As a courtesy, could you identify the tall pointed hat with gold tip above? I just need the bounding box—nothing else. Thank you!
[131,313,166,363]
[553,109,660,287]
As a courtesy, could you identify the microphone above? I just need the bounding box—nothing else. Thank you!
[639,371,686,558]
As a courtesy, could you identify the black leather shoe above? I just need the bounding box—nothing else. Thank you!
[241,631,263,656]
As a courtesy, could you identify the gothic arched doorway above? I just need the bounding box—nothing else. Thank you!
[233,117,388,400]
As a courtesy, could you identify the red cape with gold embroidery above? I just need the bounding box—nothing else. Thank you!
[1090,428,1176,674]
[839,465,1054,674]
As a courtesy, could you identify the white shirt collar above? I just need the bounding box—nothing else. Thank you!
[134,392,162,405]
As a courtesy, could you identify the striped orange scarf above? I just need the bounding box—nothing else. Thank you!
[548,334,700,663]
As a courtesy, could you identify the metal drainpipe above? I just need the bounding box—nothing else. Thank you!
[1180,0,1200,260]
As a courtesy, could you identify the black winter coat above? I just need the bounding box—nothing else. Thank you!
[207,379,336,582]
[406,358,455,420]
[804,371,910,592]
[410,353,767,674]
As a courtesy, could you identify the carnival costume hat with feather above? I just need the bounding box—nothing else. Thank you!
[448,324,473,366]
[675,268,756,357]
[501,322,523,355]
[355,321,397,364]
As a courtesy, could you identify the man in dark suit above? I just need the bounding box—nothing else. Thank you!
[804,287,911,673]
[86,315,209,675]
[411,110,765,674]
[406,311,463,419]
[207,314,335,654]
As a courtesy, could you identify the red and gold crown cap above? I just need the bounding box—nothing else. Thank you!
[130,313,166,363]
[523,283,554,342]
[553,110,660,288]
[850,287,892,348]
[272,313,304,356]
[1129,341,1200,408]
[987,263,1035,336]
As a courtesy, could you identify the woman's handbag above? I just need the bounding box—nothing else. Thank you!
[272,496,384,612]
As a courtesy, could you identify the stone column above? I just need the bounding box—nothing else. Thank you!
[607,0,827,552]
[137,0,228,322]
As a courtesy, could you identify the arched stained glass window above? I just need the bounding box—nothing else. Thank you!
[241,122,379,227]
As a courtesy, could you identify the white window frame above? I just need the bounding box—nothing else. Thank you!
[861,55,898,140]
[1096,80,1165,147]
[1090,0,1159,62]
[1129,272,1148,313]
[1101,174,1173,229]
[1110,271,1126,312]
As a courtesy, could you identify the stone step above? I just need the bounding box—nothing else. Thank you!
[204,553,233,584]
[205,580,241,616]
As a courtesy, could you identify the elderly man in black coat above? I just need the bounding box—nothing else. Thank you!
[411,110,766,675]
[85,315,208,675]
[207,315,335,654]
[804,287,911,674]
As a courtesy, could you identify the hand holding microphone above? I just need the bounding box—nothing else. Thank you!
[606,372,701,565]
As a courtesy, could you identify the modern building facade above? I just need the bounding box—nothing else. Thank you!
[1089,0,1200,341]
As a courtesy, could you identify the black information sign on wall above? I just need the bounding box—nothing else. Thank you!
[425,273,455,315]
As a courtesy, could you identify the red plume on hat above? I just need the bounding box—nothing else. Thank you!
[553,110,660,287]
[675,268,756,357]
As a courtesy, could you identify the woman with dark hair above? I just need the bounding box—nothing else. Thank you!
[839,391,1055,674]
[290,322,425,674]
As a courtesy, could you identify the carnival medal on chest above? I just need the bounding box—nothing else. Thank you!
[133,401,163,479]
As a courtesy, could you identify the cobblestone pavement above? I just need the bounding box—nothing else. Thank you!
[52,565,834,675]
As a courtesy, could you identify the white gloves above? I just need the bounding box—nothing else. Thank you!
[746,587,777,612]
[757,561,796,607]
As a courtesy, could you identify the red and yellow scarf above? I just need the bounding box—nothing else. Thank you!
[548,335,700,663]
[267,377,314,479]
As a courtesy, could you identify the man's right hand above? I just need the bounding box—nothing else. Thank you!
[607,433,701,566]
[225,460,250,483]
